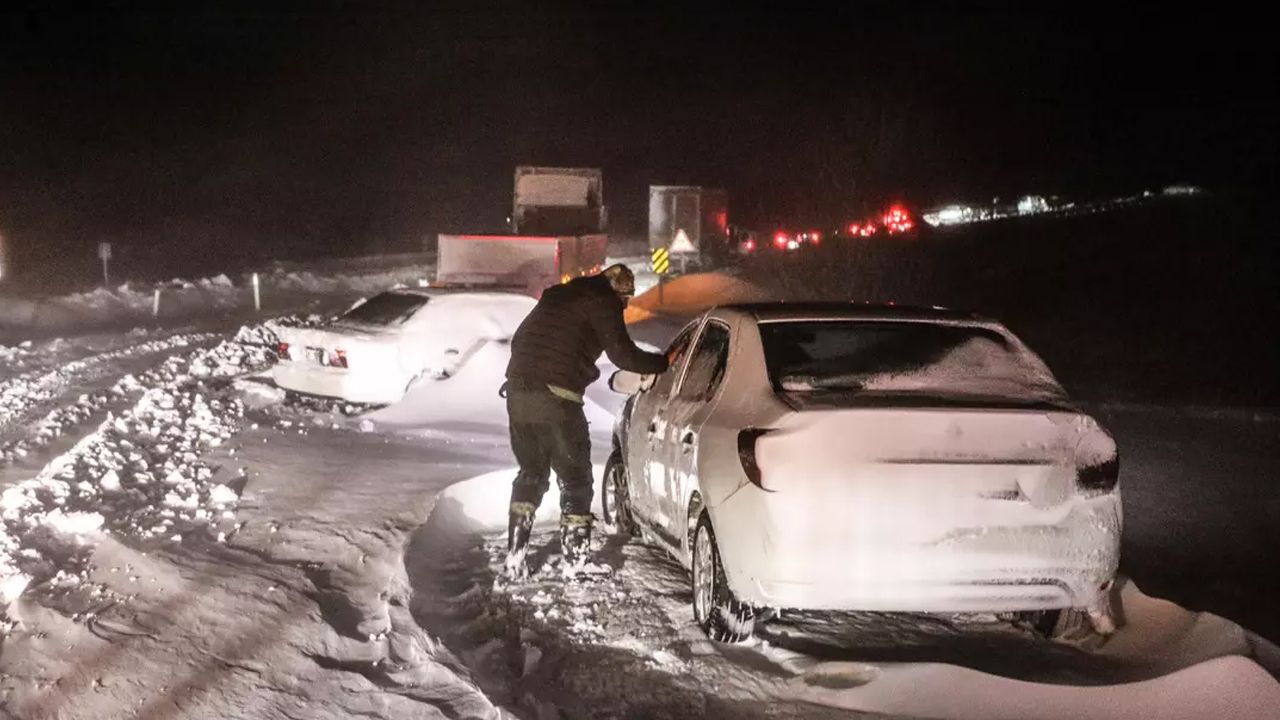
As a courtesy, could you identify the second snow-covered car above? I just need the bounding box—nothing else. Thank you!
[271,289,535,405]
[604,303,1122,642]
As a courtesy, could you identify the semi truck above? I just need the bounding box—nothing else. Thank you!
[435,167,609,296]
[648,186,730,268]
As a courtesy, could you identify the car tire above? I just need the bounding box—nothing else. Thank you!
[601,449,637,537]
[691,513,756,643]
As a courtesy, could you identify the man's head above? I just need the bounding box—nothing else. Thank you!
[601,263,635,302]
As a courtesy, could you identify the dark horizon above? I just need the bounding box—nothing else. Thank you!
[2,3,1276,276]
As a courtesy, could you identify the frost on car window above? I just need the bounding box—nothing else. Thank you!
[339,292,429,326]
[763,321,1065,401]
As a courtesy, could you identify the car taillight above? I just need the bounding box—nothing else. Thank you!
[737,429,775,492]
[276,342,290,360]
[330,349,348,369]
[1077,455,1119,495]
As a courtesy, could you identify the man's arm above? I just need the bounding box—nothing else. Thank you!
[590,300,669,375]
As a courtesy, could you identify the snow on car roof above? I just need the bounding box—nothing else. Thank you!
[720,302,984,324]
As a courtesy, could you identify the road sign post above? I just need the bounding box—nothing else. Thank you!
[651,247,670,306]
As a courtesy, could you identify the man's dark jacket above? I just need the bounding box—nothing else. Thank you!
[506,275,668,395]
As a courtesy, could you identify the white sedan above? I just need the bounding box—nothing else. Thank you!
[271,289,534,405]
[604,303,1122,642]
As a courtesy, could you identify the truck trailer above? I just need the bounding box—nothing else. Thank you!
[434,167,609,297]
[648,186,730,267]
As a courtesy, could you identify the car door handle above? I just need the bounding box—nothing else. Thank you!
[647,421,659,439]
[680,430,695,453]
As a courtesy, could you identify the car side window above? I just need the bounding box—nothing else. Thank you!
[648,324,698,397]
[677,323,730,401]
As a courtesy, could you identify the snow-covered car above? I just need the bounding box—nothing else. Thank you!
[270,289,535,405]
[603,303,1122,642]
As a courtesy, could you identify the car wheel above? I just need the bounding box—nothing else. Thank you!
[601,449,637,536]
[691,513,756,643]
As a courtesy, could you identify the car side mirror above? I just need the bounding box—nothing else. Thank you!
[609,370,644,395]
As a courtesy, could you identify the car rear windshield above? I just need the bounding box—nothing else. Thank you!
[339,293,429,326]
[759,320,1065,401]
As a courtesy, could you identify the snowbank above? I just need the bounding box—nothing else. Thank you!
[0,260,435,340]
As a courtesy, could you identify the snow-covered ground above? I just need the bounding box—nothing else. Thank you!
[1,259,1278,719]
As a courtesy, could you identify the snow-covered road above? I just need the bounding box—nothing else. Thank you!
[1,267,1278,719]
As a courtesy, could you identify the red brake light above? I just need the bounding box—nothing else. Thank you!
[276,342,290,360]
[773,232,788,249]
[742,239,756,252]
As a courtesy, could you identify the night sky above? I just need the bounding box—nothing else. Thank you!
[2,2,1276,272]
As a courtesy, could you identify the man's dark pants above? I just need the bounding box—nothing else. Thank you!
[506,388,593,519]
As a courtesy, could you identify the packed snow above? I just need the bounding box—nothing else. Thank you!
[0,257,1277,719]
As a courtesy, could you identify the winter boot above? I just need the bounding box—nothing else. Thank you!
[559,514,593,573]
[504,503,536,579]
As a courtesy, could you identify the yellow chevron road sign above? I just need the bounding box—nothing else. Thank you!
[651,247,670,274]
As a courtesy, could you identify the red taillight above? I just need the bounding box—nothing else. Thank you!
[810,231,821,244]
[848,223,860,235]
[737,429,775,492]
[773,232,788,249]
[330,349,348,369]
[276,342,290,360]
[742,239,756,253]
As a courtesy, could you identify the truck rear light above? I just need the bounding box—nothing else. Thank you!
[1077,456,1119,495]
[330,349,348,369]
[737,429,776,492]
[277,342,290,360]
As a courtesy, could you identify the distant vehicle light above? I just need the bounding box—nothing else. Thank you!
[277,342,291,360]
[774,232,789,249]
[742,239,756,253]
[329,349,349,369]
[786,239,800,251]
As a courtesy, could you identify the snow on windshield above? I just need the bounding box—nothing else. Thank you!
[766,321,1066,401]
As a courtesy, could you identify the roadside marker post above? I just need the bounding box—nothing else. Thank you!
[98,242,112,287]
[252,273,261,312]
[651,247,670,305]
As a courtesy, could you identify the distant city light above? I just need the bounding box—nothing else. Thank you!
[922,185,1200,228]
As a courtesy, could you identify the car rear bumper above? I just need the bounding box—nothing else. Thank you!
[717,486,1121,613]
[271,363,404,405]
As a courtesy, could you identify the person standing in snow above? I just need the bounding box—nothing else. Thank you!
[502,263,668,577]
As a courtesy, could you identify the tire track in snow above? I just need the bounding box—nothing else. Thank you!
[0,329,275,633]
[0,332,220,443]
